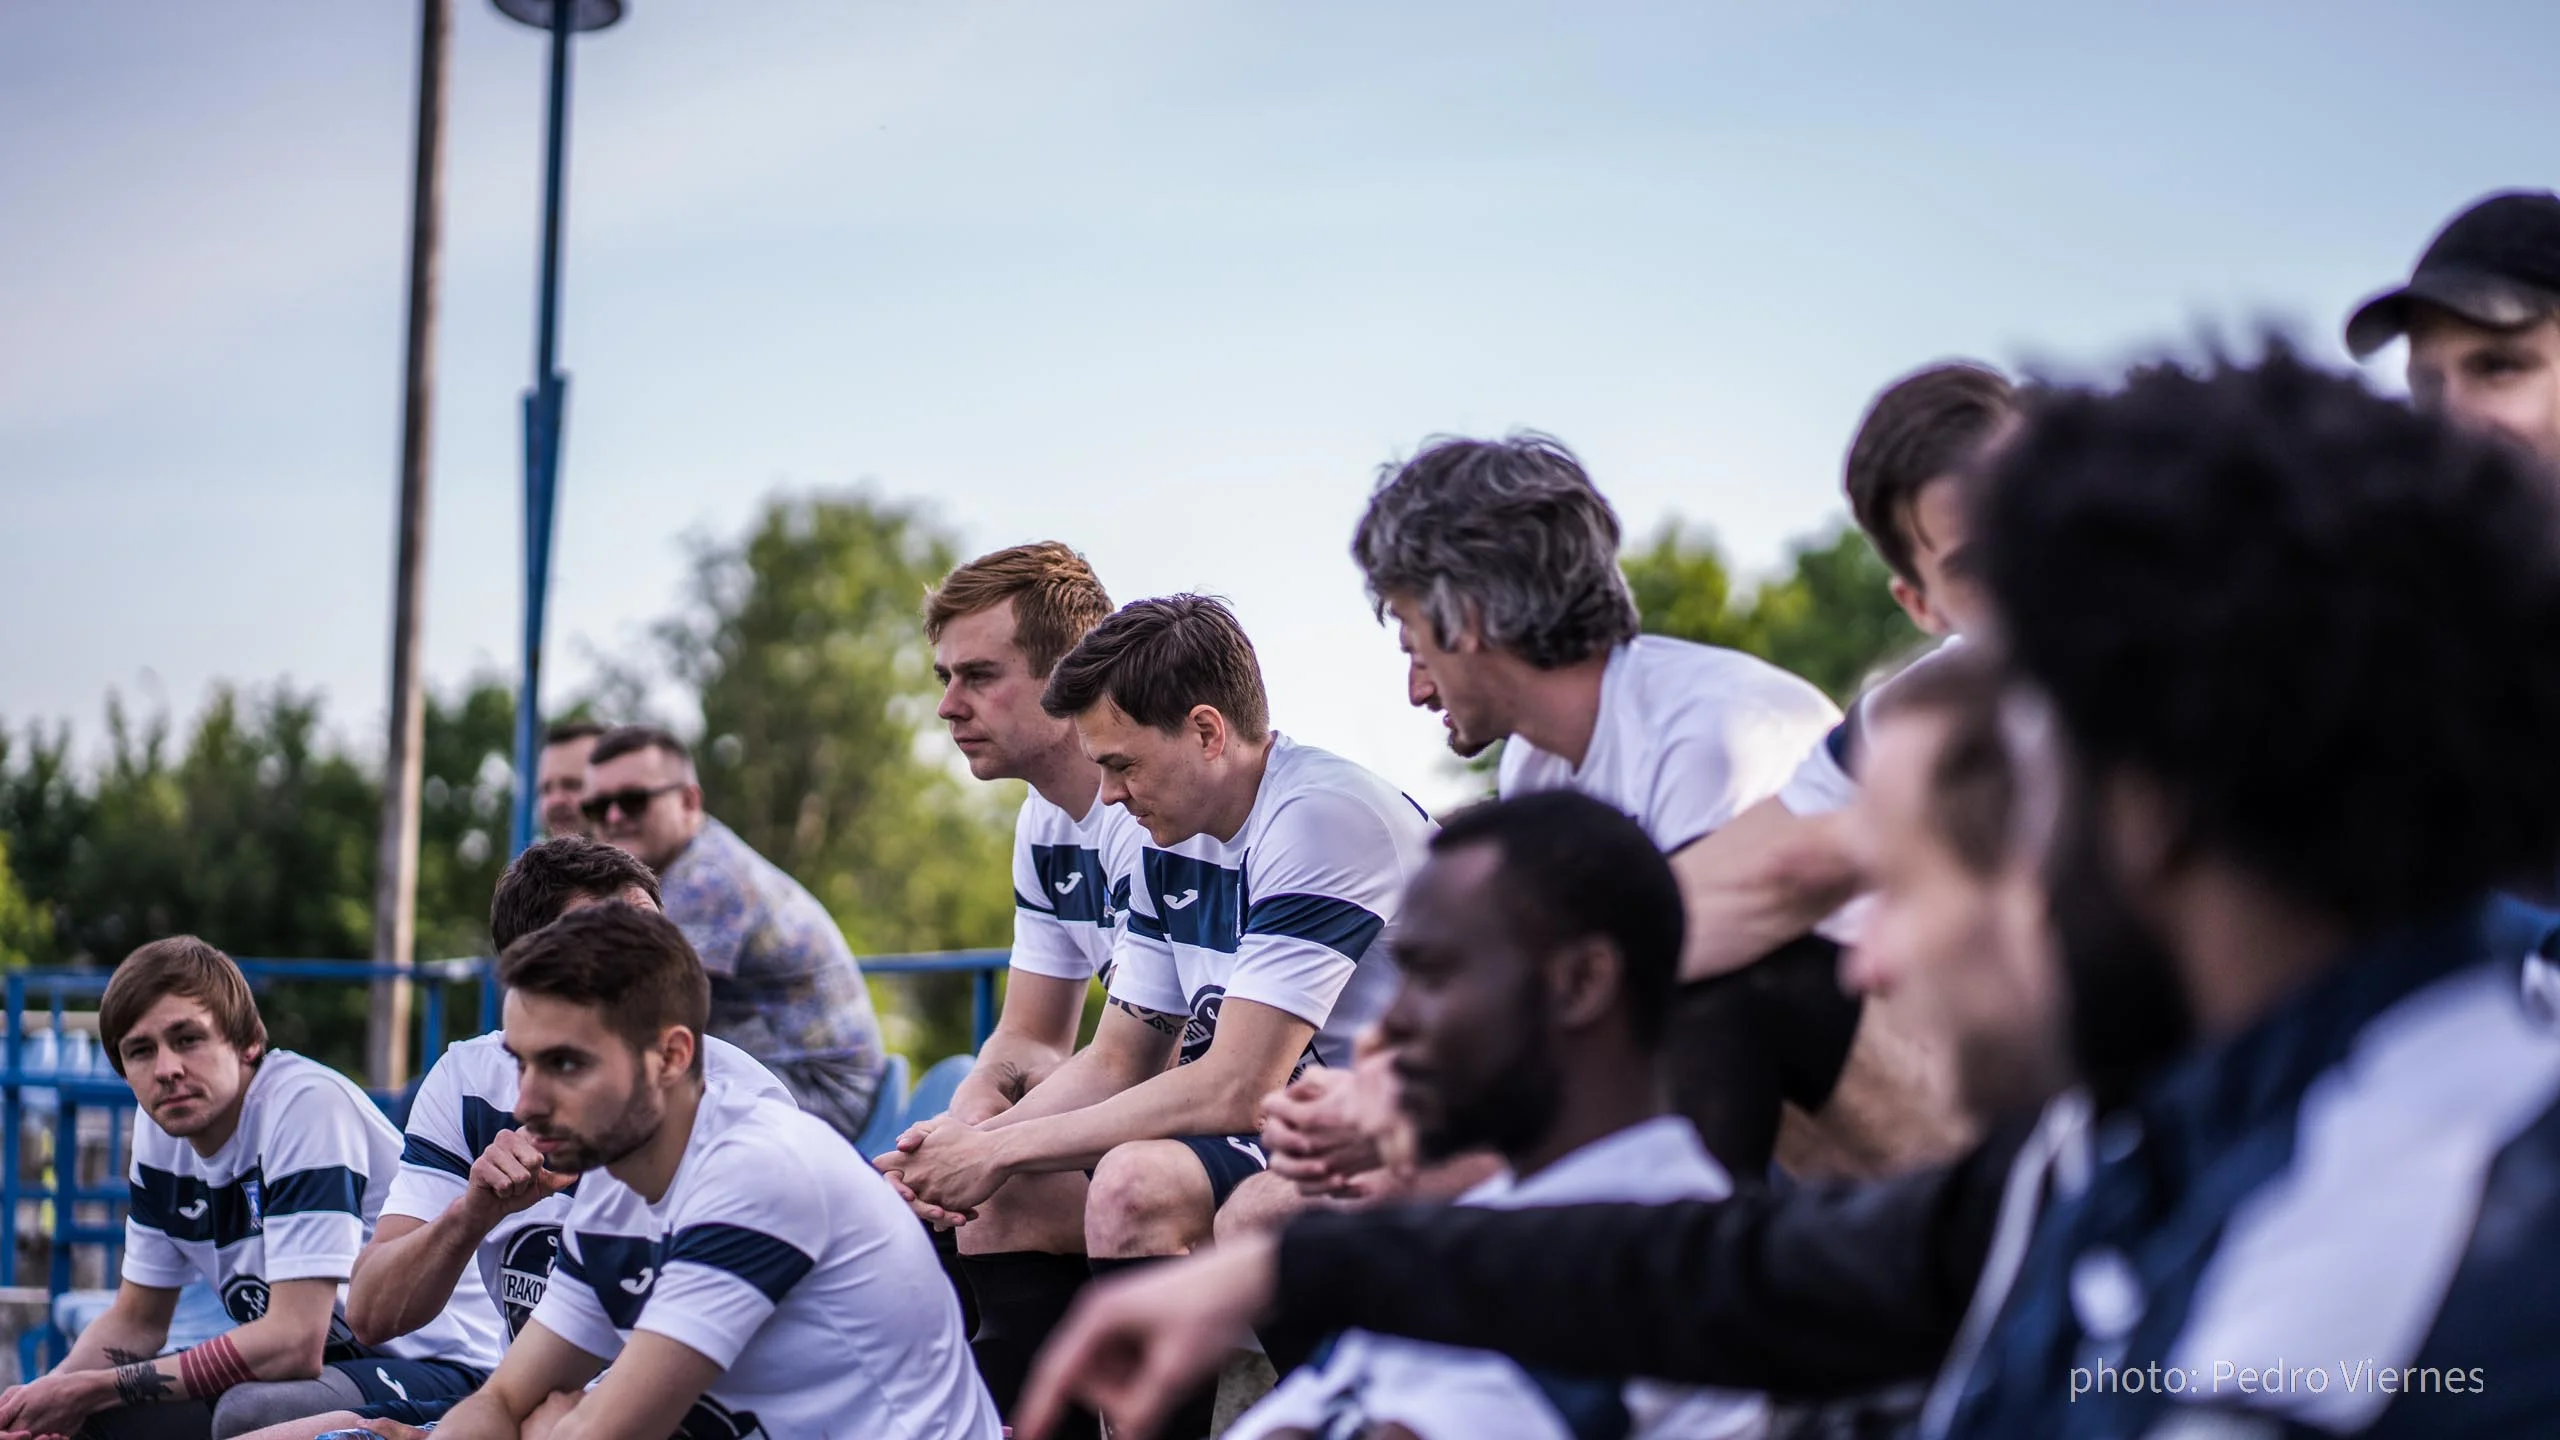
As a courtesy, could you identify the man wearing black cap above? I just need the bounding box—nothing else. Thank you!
[2348,189,2560,467]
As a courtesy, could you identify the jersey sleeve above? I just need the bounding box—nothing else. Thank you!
[1010,803,1098,982]
[636,1144,826,1369]
[382,1046,475,1223]
[255,1071,388,1283]
[1228,790,1405,1029]
[1774,717,1861,817]
[121,1144,197,1290]
[531,1228,627,1362]
[1105,846,1188,1017]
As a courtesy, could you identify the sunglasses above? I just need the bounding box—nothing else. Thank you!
[579,782,685,823]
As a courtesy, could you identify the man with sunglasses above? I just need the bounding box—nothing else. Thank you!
[584,724,888,1145]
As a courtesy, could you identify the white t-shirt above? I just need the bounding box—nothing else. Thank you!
[1233,1117,1768,1440]
[1499,637,1840,854]
[381,1031,794,1351]
[1109,735,1434,1072]
[1775,635,1963,819]
[1007,786,1146,985]
[530,1075,999,1440]
[123,1050,498,1370]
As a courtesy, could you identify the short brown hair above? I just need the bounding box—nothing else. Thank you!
[925,542,1116,679]
[1041,595,1270,739]
[588,724,691,770]
[1845,362,2015,586]
[490,836,664,951]
[499,903,710,1075]
[1870,645,2014,876]
[544,718,608,748]
[99,937,268,1078]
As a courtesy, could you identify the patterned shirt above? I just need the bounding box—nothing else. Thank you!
[658,816,886,1141]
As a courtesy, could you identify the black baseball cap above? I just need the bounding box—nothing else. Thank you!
[2345,190,2560,359]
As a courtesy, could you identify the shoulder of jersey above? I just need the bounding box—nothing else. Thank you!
[1634,635,1838,721]
[428,1030,523,1088]
[1264,738,1432,830]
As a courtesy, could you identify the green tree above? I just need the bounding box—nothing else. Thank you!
[1746,525,1927,700]
[1621,518,1922,703]
[656,492,1016,1062]
[0,833,49,969]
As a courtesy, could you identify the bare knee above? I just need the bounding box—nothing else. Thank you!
[958,1169,1091,1256]
[1084,1140,1215,1258]
[1213,1169,1313,1244]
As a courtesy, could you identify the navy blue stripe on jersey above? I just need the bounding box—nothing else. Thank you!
[1525,1368,1633,1440]
[402,1133,472,1180]
[1029,844,1112,924]
[1143,850,1246,953]
[668,1222,817,1303]
[461,1097,517,1160]
[1128,907,1168,941]
[571,1232,665,1330]
[1245,892,1385,961]
[266,1165,365,1217]
[1823,716,1855,775]
[1013,887,1051,915]
[131,1165,263,1247]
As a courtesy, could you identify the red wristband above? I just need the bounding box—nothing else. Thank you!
[177,1333,255,1398]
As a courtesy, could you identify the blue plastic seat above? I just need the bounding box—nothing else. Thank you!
[906,1054,977,1126]
[852,1053,910,1160]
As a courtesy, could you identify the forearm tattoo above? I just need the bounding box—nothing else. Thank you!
[113,1359,173,1406]
[1109,996,1184,1036]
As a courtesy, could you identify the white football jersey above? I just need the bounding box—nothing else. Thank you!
[1008,786,1146,985]
[1108,735,1434,1072]
[1232,1117,1767,1440]
[1500,637,1839,855]
[123,1050,497,1370]
[1775,635,1963,819]
[530,1074,999,1440]
[381,1031,794,1350]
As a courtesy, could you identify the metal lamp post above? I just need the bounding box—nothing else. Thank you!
[498,0,625,858]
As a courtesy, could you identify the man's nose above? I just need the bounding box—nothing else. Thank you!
[1407,660,1437,709]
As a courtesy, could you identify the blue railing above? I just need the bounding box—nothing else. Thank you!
[0,948,1009,1367]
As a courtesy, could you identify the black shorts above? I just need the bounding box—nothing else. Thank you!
[342,1355,488,1423]
[1173,1132,1271,1208]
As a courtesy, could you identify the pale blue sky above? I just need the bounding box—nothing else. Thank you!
[5,1,2554,808]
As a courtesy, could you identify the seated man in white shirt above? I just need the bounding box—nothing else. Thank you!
[225,837,800,1440]
[0,938,495,1440]
[1233,790,1764,1440]
[431,903,998,1440]
[882,595,1432,1437]
[914,542,1142,1418]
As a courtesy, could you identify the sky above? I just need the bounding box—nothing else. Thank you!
[5,0,2557,813]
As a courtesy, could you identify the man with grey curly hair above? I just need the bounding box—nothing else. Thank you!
[1281,432,1847,1187]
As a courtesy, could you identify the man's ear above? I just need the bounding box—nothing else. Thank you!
[657,1025,699,1081]
[1189,704,1230,762]
[1888,575,1949,637]
[1546,937,1623,1034]
[2101,768,2190,891]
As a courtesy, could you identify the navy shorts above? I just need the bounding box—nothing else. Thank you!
[1174,1132,1271,1208]
[343,1355,487,1423]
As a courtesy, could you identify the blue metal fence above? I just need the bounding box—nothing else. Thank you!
[1,949,1007,1369]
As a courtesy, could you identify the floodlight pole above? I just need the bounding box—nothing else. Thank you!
[504,0,623,859]
[368,0,452,1093]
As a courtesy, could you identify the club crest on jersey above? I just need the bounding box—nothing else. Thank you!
[221,1275,272,1324]
[1180,987,1225,1067]
[499,1223,563,1335]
